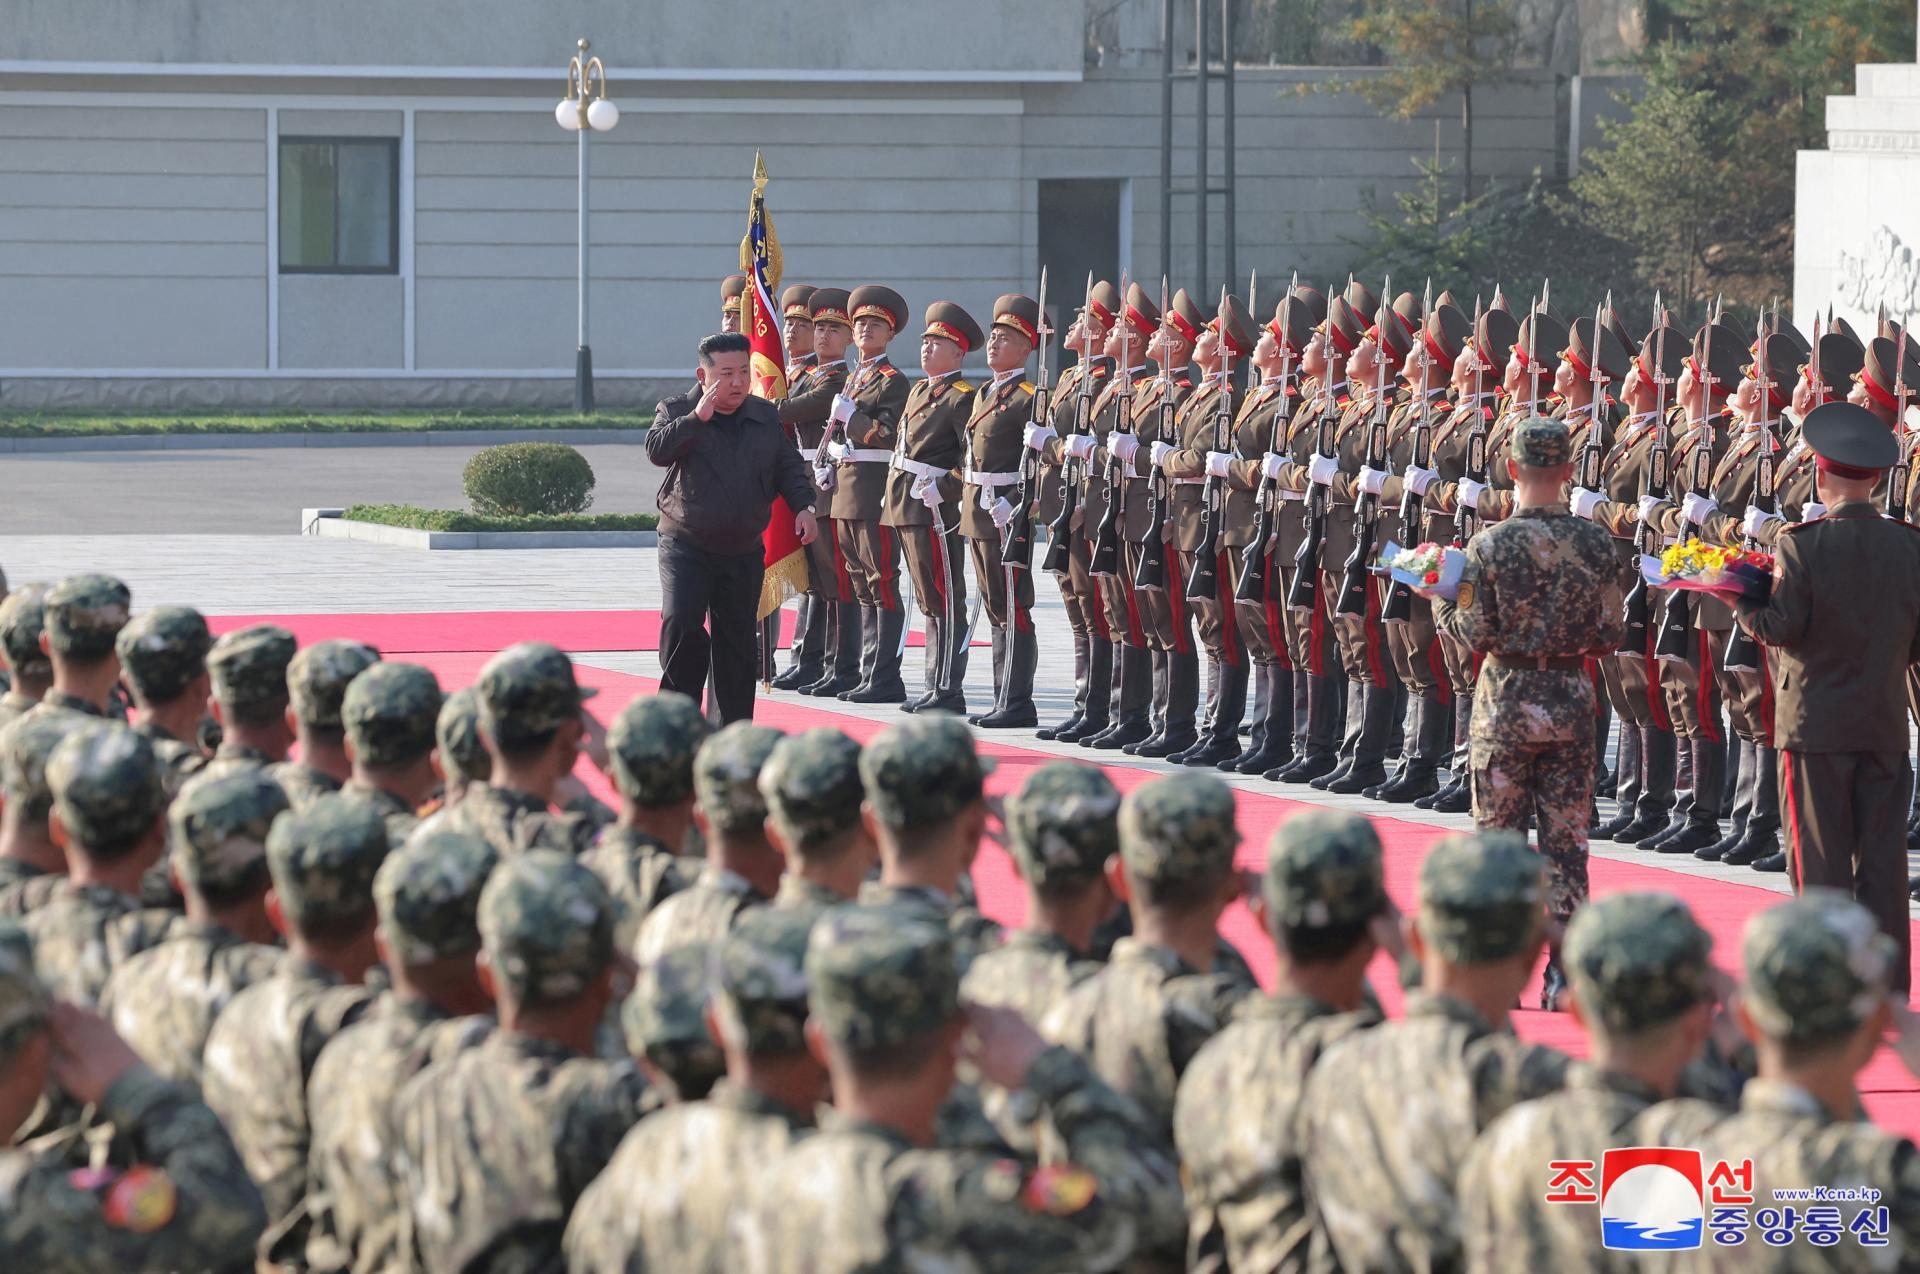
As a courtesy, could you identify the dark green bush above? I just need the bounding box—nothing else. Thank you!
[344,504,655,533]
[462,442,596,516]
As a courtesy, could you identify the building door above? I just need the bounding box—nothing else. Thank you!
[1038,179,1126,346]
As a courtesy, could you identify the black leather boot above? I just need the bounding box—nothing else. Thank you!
[846,606,908,703]
[1326,683,1396,794]
[1038,633,1093,740]
[1720,745,1779,866]
[1136,651,1200,758]
[975,628,1038,728]
[835,606,881,700]
[1087,645,1150,750]
[1184,658,1248,767]
[799,601,861,697]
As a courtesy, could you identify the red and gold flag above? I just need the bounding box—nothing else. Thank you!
[739,153,808,625]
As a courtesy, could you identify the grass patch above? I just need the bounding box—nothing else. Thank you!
[0,410,651,438]
[343,504,658,534]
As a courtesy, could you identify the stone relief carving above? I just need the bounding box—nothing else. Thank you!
[1837,224,1920,320]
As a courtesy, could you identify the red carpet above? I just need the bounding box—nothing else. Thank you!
[204,610,968,653]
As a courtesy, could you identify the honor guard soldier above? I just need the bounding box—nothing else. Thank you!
[1033,280,1120,742]
[720,273,747,334]
[1076,288,1160,751]
[1163,293,1257,767]
[884,301,981,713]
[790,289,860,696]
[967,292,1044,727]
[780,282,817,383]
[769,283,830,690]
[1434,418,1626,1005]
[823,285,913,703]
[1736,401,1920,991]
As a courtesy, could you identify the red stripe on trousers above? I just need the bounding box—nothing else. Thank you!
[1265,578,1293,673]
[877,526,900,612]
[1643,626,1671,732]
[1166,550,1192,654]
[1216,550,1241,667]
[1782,750,1804,891]
[1427,638,1451,705]
[1121,580,1146,648]
[1363,582,1387,686]
[830,522,854,603]
[1307,596,1327,679]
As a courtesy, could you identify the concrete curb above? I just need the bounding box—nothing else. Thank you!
[305,511,657,551]
[0,427,649,454]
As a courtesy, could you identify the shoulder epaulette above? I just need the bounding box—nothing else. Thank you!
[953,379,974,394]
[1091,362,1112,377]
[1019,380,1035,394]
[1177,375,1193,388]
[879,365,899,378]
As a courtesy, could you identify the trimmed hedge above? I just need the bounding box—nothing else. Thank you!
[0,411,651,438]
[462,442,596,516]
[343,504,657,533]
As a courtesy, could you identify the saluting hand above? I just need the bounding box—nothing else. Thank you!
[695,380,726,422]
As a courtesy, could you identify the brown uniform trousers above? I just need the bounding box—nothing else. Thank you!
[1087,368,1155,648]
[1165,377,1237,661]
[962,375,1040,632]
[1037,358,1111,638]
[1110,372,1194,653]
[882,373,975,623]
[829,357,913,612]
[780,358,849,604]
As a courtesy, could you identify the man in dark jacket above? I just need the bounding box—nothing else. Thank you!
[647,332,819,723]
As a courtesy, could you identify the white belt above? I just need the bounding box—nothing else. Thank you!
[1173,476,1205,487]
[965,468,1021,488]
[843,448,892,464]
[1278,489,1306,502]
[891,455,947,481]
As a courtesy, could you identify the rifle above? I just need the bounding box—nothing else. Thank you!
[1382,283,1436,624]
[1287,289,1342,611]
[1001,267,1050,569]
[1040,272,1097,575]
[1237,288,1298,607]
[1184,284,1239,599]
[1617,295,1670,657]
[1654,319,1716,662]
[1724,317,1774,673]
[1575,301,1608,492]
[1889,321,1910,521]
[1089,271,1133,577]
[1451,294,1488,549]
[1335,277,1392,618]
[1133,276,1177,590]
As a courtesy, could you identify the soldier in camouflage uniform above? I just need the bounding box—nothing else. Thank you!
[634,720,785,964]
[1459,892,1722,1274]
[1042,771,1254,1157]
[22,723,171,1005]
[1302,831,1572,1274]
[430,685,488,806]
[0,927,269,1271]
[0,711,85,910]
[581,691,708,948]
[621,939,725,1101]
[0,582,51,728]
[115,604,213,797]
[305,827,497,1274]
[566,906,827,1273]
[272,639,380,808]
[393,849,649,1272]
[201,793,388,1263]
[100,772,288,1086]
[854,714,1004,971]
[201,624,299,778]
[736,904,1187,1272]
[439,641,602,858]
[1176,808,1394,1274]
[30,573,131,720]
[759,726,876,925]
[340,659,443,844]
[1433,416,1625,1006]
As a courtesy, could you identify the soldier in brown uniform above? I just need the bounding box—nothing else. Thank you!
[824,285,913,703]
[967,292,1043,728]
[883,301,981,714]
[1163,292,1255,766]
[1031,281,1120,742]
[769,283,829,691]
[791,289,861,697]
[719,273,746,334]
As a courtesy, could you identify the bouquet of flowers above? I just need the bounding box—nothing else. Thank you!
[1640,539,1773,602]
[1378,540,1466,601]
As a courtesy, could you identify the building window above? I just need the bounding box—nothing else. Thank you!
[280,138,398,273]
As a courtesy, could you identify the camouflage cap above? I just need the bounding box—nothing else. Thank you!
[1006,762,1121,887]
[607,691,710,808]
[759,728,865,851]
[115,605,213,704]
[714,907,814,1055]
[169,770,289,896]
[0,710,87,821]
[374,827,498,964]
[694,721,785,835]
[342,662,443,768]
[44,573,131,659]
[0,583,51,680]
[477,848,615,1005]
[208,625,298,711]
[858,714,991,830]
[1264,808,1388,932]
[264,793,390,931]
[288,639,381,729]
[1416,831,1546,964]
[477,642,598,752]
[1119,771,1239,887]
[435,686,490,785]
[1563,892,1714,1035]
[1741,890,1896,1044]
[622,941,725,1099]
[0,921,48,1056]
[807,904,959,1051]
[1510,415,1571,468]
[48,724,165,854]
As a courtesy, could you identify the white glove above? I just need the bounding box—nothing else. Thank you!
[915,479,942,513]
[827,440,849,462]
[1570,487,1605,521]
[1741,505,1783,537]
[1261,452,1288,481]
[1150,440,1175,469]
[1357,466,1388,497]
[829,393,857,425]
[1405,466,1437,496]
[1206,451,1234,479]
[1023,423,1053,452]
[1308,454,1339,486]
[1636,494,1667,525]
[1680,492,1719,526]
[1065,434,1097,461]
[1458,477,1487,511]
[1111,433,1140,465]
[1800,501,1827,522]
[812,465,836,492]
[989,497,1015,529]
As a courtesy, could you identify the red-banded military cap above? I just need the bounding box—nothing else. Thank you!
[721,274,747,313]
[1513,311,1568,379]
[780,284,817,321]
[809,287,853,329]
[1291,284,1328,327]
[1858,335,1920,414]
[1748,332,1807,412]
[1121,282,1160,341]
[1473,308,1520,371]
[1807,331,1864,398]
[992,294,1042,347]
[849,285,908,331]
[921,301,984,354]
[1211,293,1256,360]
[1344,279,1379,320]
[1085,280,1122,329]
[1420,303,1473,371]
[1373,302,1414,365]
[1688,323,1744,398]
[1167,288,1207,346]
[1322,295,1364,358]
[1390,291,1423,338]
[1562,318,1630,385]
[1269,296,1314,355]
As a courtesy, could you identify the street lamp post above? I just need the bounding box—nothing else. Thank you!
[556,38,619,414]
